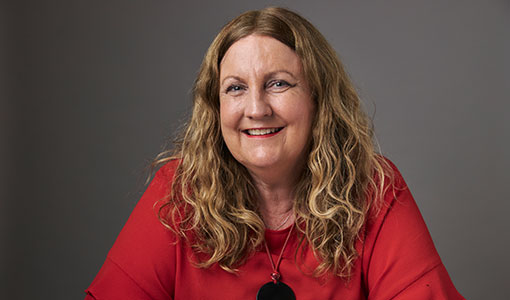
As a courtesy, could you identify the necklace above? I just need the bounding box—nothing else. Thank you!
[256,223,296,300]
[264,210,293,230]
[271,211,293,231]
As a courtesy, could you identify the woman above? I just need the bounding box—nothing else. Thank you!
[86,7,463,299]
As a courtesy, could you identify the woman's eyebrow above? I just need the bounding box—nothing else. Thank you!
[221,76,244,85]
[221,70,297,86]
[265,70,297,80]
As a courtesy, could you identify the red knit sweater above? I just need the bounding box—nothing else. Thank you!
[85,160,463,299]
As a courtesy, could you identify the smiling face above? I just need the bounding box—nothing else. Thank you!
[219,34,315,181]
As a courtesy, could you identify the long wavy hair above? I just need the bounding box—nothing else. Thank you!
[153,7,391,278]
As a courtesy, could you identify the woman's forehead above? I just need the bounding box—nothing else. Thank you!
[219,35,303,81]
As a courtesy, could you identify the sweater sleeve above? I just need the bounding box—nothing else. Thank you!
[85,161,179,300]
[362,161,464,300]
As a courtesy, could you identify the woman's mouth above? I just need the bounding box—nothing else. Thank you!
[243,127,284,137]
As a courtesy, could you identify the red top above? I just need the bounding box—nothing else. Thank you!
[85,160,464,299]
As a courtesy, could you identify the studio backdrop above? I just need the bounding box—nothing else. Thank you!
[2,1,509,299]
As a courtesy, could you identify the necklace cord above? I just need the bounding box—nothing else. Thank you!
[263,223,295,283]
[264,210,293,231]
[273,212,292,230]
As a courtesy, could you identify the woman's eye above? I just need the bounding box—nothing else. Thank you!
[225,85,246,94]
[266,80,294,91]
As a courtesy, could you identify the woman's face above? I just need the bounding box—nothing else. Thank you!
[219,34,315,179]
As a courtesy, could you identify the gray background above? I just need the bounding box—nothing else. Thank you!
[2,0,509,299]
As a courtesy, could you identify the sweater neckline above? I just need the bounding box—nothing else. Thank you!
[263,224,297,257]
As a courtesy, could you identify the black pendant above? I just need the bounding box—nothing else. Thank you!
[256,281,296,300]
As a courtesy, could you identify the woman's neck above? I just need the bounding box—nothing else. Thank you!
[250,173,296,230]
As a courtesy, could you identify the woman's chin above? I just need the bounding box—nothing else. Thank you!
[243,159,279,170]
[239,156,295,176]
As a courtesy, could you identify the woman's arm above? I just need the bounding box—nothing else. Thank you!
[362,161,464,299]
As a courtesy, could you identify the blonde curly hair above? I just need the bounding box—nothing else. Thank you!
[153,7,391,278]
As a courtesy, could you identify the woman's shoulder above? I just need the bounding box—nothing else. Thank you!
[153,158,181,185]
[366,156,416,227]
[377,155,408,190]
[113,159,181,248]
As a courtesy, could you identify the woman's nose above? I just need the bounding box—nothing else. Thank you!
[244,89,272,119]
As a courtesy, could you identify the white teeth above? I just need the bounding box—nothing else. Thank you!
[246,128,280,136]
